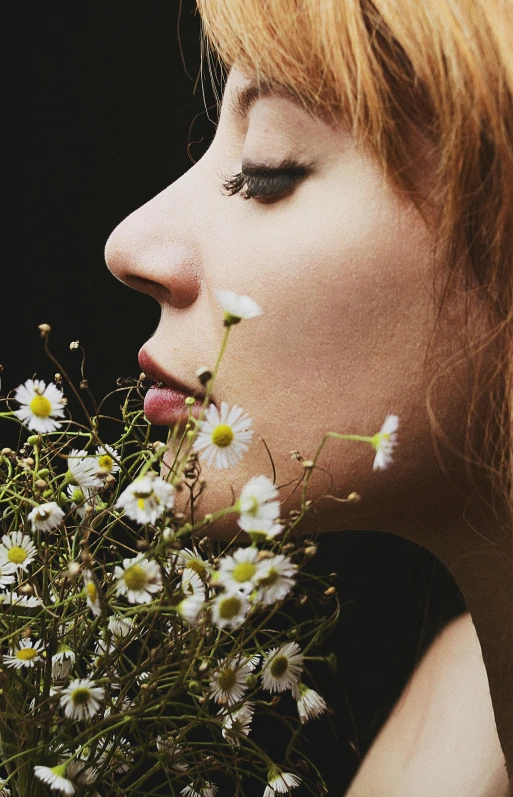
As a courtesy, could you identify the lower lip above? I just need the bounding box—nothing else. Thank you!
[143,387,204,426]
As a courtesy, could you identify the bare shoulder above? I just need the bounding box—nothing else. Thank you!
[345,612,509,797]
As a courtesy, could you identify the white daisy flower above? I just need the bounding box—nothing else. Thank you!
[59,677,104,721]
[176,569,205,626]
[107,615,133,640]
[93,737,132,774]
[211,590,250,630]
[296,682,328,723]
[192,402,253,469]
[66,485,103,520]
[4,638,44,669]
[66,450,103,489]
[254,554,296,606]
[237,475,280,532]
[0,560,16,589]
[14,378,65,434]
[215,289,262,325]
[83,571,102,616]
[371,414,399,471]
[95,444,120,474]
[28,501,65,532]
[52,644,76,680]
[210,656,253,706]
[156,737,189,772]
[180,783,218,797]
[0,591,42,608]
[114,553,163,604]
[220,701,255,744]
[176,548,210,581]
[246,521,285,543]
[65,760,97,786]
[216,546,261,595]
[0,532,37,572]
[34,764,75,795]
[261,642,304,695]
[115,474,175,524]
[264,767,301,796]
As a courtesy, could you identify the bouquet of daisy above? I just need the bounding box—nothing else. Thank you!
[0,291,398,797]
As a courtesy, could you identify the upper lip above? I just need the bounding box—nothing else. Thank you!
[138,348,208,402]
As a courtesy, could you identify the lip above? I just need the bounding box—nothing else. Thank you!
[138,348,210,427]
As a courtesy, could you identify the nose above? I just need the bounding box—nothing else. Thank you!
[104,173,202,310]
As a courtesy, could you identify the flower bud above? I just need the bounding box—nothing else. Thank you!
[38,323,51,337]
[188,680,201,695]
[245,673,258,689]
[1,448,13,456]
[304,545,317,557]
[184,396,196,406]
[35,479,47,490]
[70,340,79,349]
[27,435,40,447]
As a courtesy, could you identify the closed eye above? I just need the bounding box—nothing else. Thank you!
[220,160,312,204]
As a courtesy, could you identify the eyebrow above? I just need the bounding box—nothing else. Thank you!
[228,79,328,124]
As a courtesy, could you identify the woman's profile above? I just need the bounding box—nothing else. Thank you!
[104,0,513,793]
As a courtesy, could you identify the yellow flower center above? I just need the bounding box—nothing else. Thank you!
[270,655,288,678]
[71,687,91,705]
[137,498,146,510]
[29,394,52,418]
[86,582,97,603]
[124,565,148,591]
[211,424,234,448]
[8,546,27,564]
[186,559,207,579]
[218,595,242,620]
[258,568,278,587]
[98,454,113,471]
[232,562,256,583]
[16,647,37,661]
[218,667,237,691]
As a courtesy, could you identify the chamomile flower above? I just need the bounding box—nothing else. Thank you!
[14,378,65,434]
[371,414,399,471]
[254,554,296,606]
[192,402,253,469]
[176,569,205,626]
[0,560,16,589]
[261,642,304,695]
[95,444,120,474]
[83,571,101,616]
[59,677,104,721]
[66,485,103,520]
[66,449,103,489]
[114,553,163,604]
[215,289,262,325]
[4,638,44,669]
[107,615,133,640]
[220,701,255,744]
[210,656,253,706]
[115,474,175,524]
[0,532,37,572]
[34,764,75,795]
[28,501,65,532]
[176,548,210,581]
[216,546,261,595]
[263,767,301,796]
[296,683,328,723]
[181,783,218,797]
[211,590,250,630]
[0,591,42,608]
[52,644,76,680]
[237,475,281,532]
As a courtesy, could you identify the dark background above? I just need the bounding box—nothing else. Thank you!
[4,3,466,794]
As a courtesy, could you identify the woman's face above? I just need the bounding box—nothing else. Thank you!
[105,67,468,540]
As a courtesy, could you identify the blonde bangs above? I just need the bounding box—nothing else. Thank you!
[196,0,513,525]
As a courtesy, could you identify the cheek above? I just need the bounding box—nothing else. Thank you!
[213,162,436,429]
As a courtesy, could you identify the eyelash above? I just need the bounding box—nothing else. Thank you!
[220,159,312,203]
